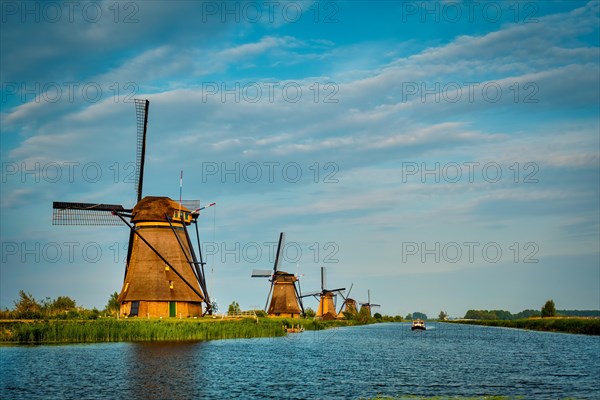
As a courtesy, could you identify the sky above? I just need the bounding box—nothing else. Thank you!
[1,0,599,318]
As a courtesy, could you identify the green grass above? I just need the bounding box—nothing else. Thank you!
[0,318,284,343]
[447,317,600,335]
[0,316,371,344]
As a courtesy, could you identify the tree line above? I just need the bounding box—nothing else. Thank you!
[0,290,119,320]
[464,299,599,320]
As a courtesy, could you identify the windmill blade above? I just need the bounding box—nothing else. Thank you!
[343,283,354,300]
[52,202,127,225]
[337,284,353,315]
[191,202,216,215]
[134,99,149,203]
[251,269,273,277]
[321,266,326,291]
[264,280,274,312]
[370,304,381,307]
[273,232,285,273]
[299,291,321,298]
[326,287,346,294]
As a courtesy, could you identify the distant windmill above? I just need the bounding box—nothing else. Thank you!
[336,283,358,318]
[300,266,345,320]
[359,289,380,317]
[251,232,304,318]
[52,100,215,318]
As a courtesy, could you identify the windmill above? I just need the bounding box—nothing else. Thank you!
[300,266,345,320]
[251,232,304,318]
[336,283,358,318]
[52,99,215,318]
[359,289,380,318]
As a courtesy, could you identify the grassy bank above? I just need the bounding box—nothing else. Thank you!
[0,317,367,344]
[448,317,600,335]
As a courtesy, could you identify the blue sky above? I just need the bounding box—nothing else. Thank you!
[1,0,598,317]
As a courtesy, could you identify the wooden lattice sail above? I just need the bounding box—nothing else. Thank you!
[118,197,204,318]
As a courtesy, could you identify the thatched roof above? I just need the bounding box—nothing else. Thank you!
[132,196,190,223]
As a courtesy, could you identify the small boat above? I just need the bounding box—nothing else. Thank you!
[411,319,426,330]
[285,325,305,333]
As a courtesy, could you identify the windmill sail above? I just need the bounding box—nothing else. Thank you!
[52,202,127,225]
[134,99,149,203]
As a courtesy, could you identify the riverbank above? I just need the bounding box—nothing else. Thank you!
[447,317,600,335]
[0,317,367,344]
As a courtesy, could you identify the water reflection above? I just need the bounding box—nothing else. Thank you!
[127,341,206,400]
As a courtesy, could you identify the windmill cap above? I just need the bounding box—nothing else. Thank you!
[132,196,191,223]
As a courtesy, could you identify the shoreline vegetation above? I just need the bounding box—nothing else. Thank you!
[447,317,600,335]
[0,317,369,344]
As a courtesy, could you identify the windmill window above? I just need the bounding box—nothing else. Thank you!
[124,282,129,292]
[169,280,174,289]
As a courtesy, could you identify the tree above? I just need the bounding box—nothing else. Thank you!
[228,301,241,315]
[52,296,76,313]
[541,299,556,318]
[373,312,382,320]
[14,290,41,319]
[405,313,413,320]
[104,292,120,316]
[304,307,316,318]
[412,312,428,320]
[438,311,448,321]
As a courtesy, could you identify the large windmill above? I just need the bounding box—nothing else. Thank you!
[336,283,358,318]
[251,232,304,318]
[52,99,215,318]
[300,266,345,320]
[359,289,380,318]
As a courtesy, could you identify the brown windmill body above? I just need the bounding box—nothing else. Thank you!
[118,197,204,318]
[337,297,358,318]
[316,291,337,320]
[266,271,302,318]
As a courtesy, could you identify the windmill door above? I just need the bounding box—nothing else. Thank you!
[169,302,176,317]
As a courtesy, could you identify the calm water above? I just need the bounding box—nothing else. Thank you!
[1,323,599,399]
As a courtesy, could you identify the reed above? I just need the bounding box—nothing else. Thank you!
[0,318,289,344]
[0,317,372,344]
